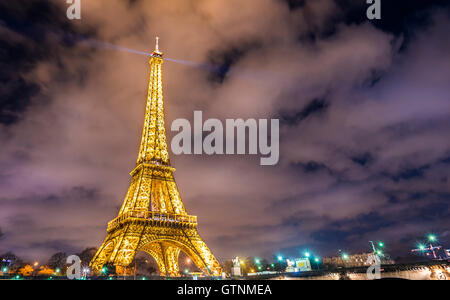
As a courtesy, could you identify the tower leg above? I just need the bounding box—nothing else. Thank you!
[90,224,143,273]
[182,229,222,276]
[90,234,116,273]
[164,245,181,277]
[140,242,174,276]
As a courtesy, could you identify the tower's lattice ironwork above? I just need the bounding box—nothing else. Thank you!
[90,39,222,277]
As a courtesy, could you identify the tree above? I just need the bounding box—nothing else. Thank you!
[0,252,26,271]
[222,260,233,274]
[18,264,34,276]
[38,266,55,276]
[47,252,67,270]
[76,247,97,268]
[131,256,158,275]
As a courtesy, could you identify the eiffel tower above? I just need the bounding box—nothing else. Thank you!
[90,38,222,277]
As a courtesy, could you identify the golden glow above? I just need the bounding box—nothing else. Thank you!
[90,43,221,277]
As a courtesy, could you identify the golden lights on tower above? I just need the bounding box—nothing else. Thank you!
[90,38,222,277]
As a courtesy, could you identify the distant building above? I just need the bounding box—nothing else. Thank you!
[286,258,312,272]
[323,253,394,268]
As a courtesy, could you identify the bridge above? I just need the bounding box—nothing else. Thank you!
[241,260,450,280]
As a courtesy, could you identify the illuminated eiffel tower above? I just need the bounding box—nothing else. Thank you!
[90,38,222,277]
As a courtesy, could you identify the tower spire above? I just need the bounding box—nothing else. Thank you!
[137,40,168,165]
[154,36,162,55]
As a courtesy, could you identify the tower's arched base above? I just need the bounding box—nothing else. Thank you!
[90,221,222,277]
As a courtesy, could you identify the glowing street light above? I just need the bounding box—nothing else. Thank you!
[2,267,8,273]
[254,258,261,264]
[304,252,310,258]
[313,257,321,270]
[277,255,283,262]
[378,242,384,247]
[33,261,39,267]
[186,258,191,264]
[428,234,436,242]
[342,253,349,260]
[101,266,107,274]
[418,244,426,251]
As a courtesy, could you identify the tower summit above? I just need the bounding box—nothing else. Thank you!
[90,39,222,277]
[136,36,168,166]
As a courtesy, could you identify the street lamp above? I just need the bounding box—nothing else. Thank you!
[277,255,283,262]
[427,234,438,259]
[83,268,90,278]
[342,253,349,260]
[254,258,261,264]
[304,252,310,258]
[378,242,384,247]
[313,257,320,270]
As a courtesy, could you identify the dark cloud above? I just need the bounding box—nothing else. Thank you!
[280,98,328,126]
[351,152,374,167]
[206,40,262,84]
[0,0,96,125]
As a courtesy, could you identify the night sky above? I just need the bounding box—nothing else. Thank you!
[0,0,449,262]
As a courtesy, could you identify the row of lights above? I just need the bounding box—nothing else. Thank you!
[240,234,437,266]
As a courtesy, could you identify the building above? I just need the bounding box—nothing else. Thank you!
[286,258,312,272]
[323,253,394,268]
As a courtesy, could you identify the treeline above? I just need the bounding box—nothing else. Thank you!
[0,248,159,277]
[0,247,97,276]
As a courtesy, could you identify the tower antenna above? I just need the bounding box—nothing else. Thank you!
[155,36,160,53]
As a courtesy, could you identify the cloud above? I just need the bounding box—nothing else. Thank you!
[0,0,449,262]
